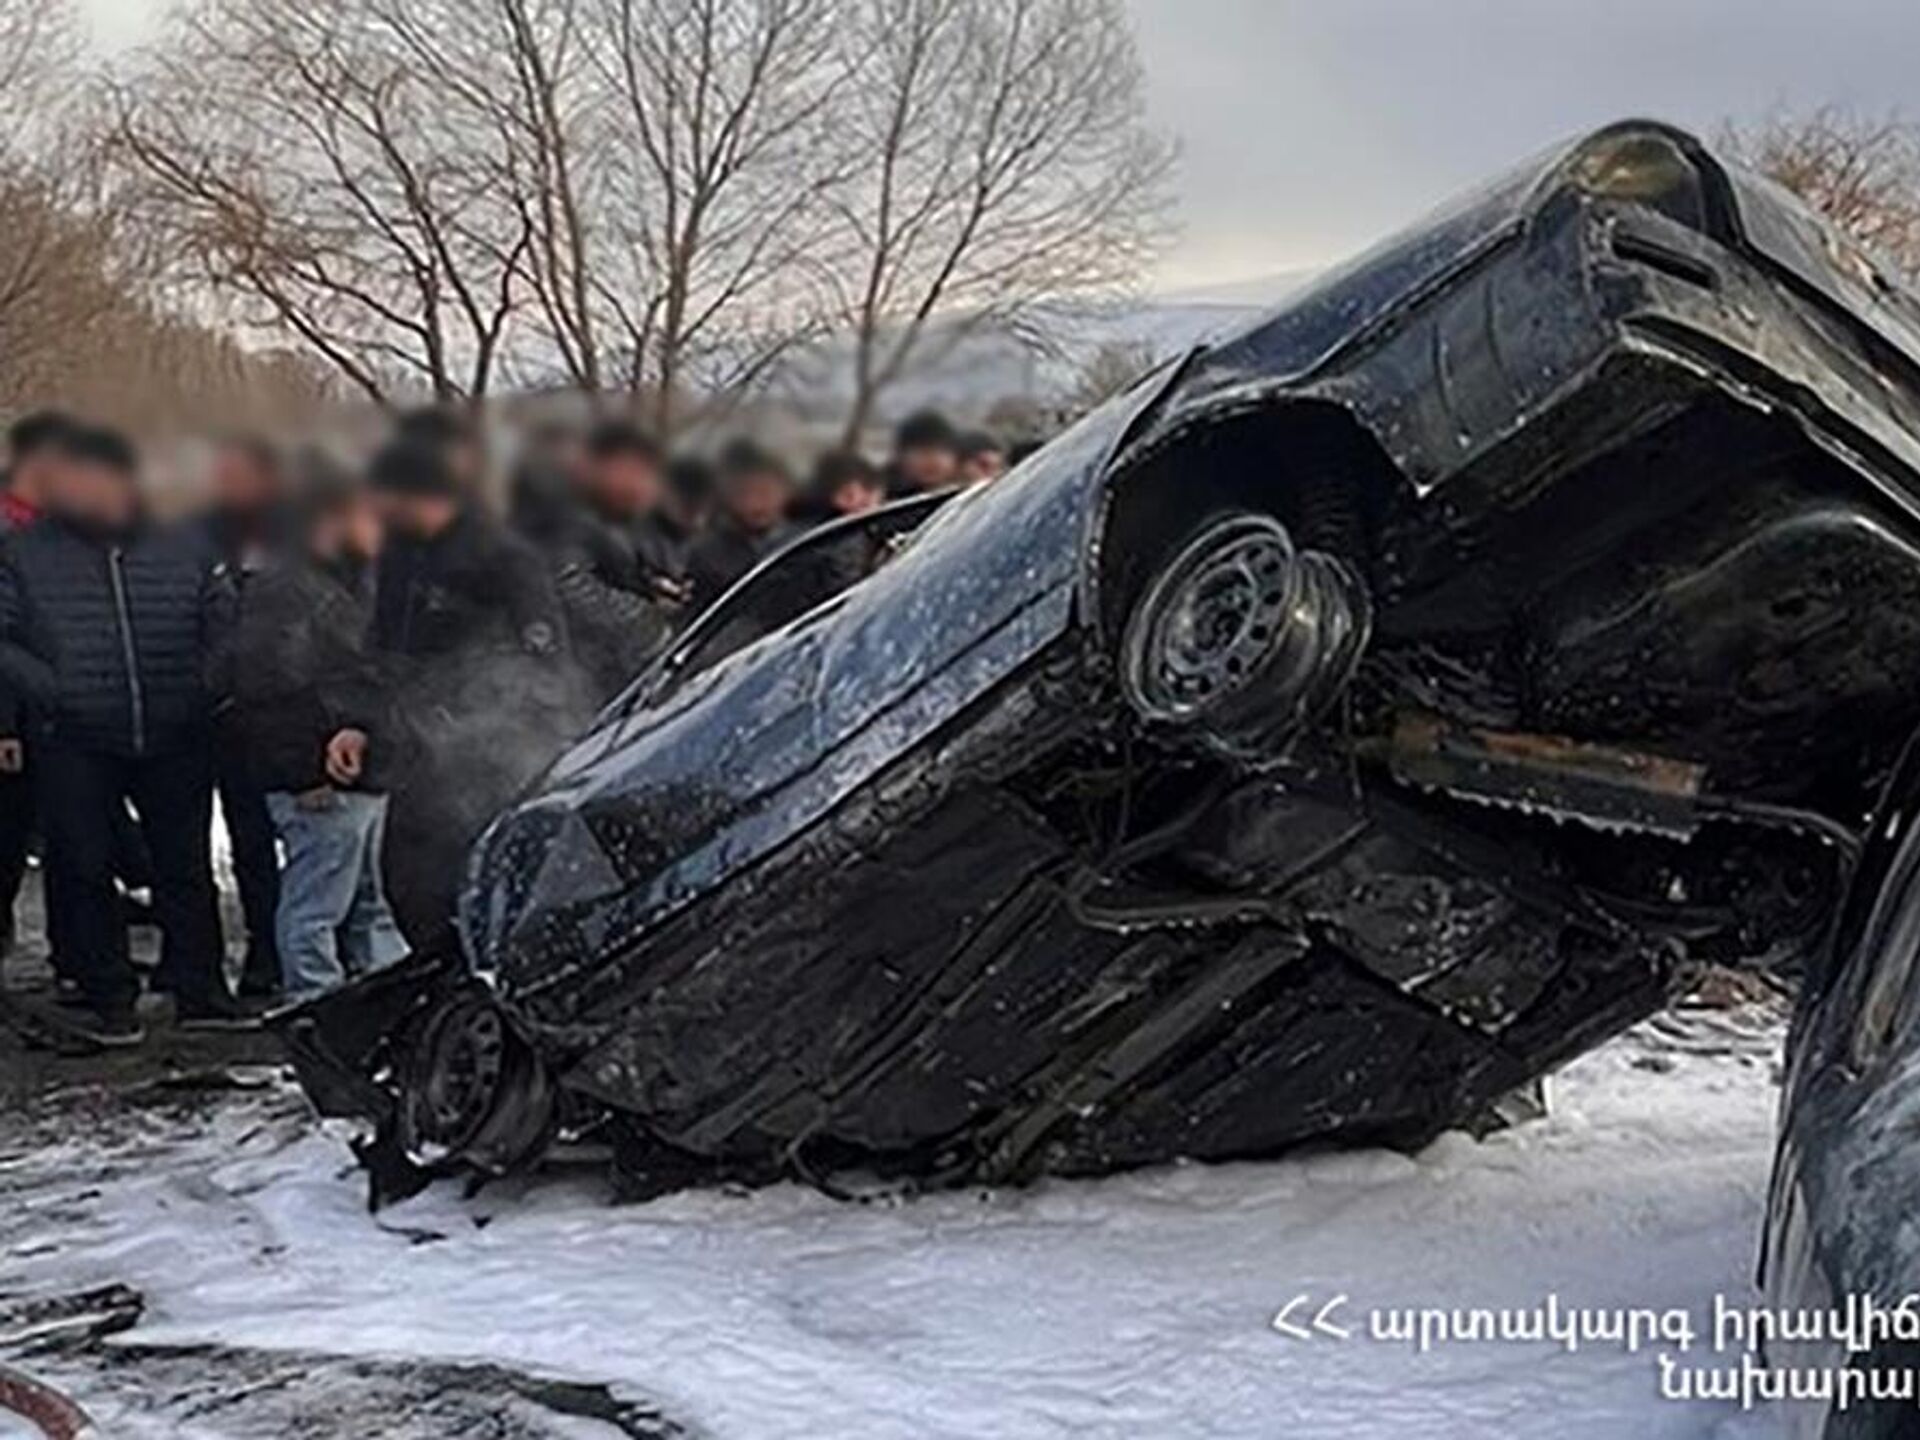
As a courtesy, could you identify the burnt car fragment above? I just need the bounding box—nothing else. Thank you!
[289,119,1920,1205]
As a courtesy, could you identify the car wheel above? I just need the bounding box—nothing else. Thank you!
[399,988,554,1175]
[1119,510,1370,762]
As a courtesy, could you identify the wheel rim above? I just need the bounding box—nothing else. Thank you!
[1124,515,1300,724]
[400,992,552,1172]
[419,1003,506,1147]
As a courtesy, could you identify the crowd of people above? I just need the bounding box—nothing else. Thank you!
[0,403,1015,1048]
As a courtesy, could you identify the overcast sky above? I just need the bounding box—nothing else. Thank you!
[76,0,1920,293]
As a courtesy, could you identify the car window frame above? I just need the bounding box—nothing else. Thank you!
[597,488,961,727]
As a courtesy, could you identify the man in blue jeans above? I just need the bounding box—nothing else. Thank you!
[264,787,407,999]
[221,464,406,1000]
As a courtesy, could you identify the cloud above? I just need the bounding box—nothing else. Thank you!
[1126,0,1920,289]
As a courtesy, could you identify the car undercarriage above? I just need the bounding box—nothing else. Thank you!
[280,122,1920,1215]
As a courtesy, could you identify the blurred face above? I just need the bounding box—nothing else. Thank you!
[374,489,459,539]
[10,447,61,506]
[445,436,485,492]
[959,448,1006,486]
[211,444,282,516]
[312,496,383,561]
[343,494,383,559]
[49,459,138,531]
[725,470,791,533]
[831,478,886,518]
[897,444,959,492]
[666,480,711,531]
[588,452,664,519]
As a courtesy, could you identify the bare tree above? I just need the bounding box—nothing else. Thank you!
[0,0,126,412]
[409,0,847,430]
[1726,107,1920,278]
[591,0,846,433]
[105,0,534,405]
[0,0,82,160]
[826,0,1173,444]
[107,0,854,432]
[490,0,608,397]
[96,0,1175,428]
[322,0,614,399]
[0,189,115,411]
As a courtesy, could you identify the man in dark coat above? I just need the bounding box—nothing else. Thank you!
[510,460,673,706]
[368,439,579,947]
[687,440,798,611]
[664,456,715,553]
[0,411,67,969]
[803,450,889,525]
[225,466,406,1001]
[0,427,240,1043]
[580,421,689,600]
[191,435,288,998]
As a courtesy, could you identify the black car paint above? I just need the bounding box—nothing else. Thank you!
[289,123,1920,1235]
[1763,734,1920,1440]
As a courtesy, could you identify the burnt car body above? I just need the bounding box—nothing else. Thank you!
[1764,736,1920,1440]
[291,119,1920,1205]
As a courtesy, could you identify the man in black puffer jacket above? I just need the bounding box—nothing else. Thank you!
[687,440,799,612]
[0,427,240,1044]
[578,421,691,603]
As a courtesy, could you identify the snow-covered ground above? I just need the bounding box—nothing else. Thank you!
[2,1009,1795,1438]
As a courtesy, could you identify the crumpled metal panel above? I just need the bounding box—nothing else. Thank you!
[464,380,1166,988]
[471,120,1920,1000]
[582,788,1073,1155]
[361,119,1920,1212]
[1723,162,1920,375]
[1177,148,1549,405]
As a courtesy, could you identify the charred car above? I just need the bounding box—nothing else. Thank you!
[290,119,1920,1205]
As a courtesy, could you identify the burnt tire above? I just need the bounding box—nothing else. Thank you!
[1118,509,1371,763]
[399,988,555,1175]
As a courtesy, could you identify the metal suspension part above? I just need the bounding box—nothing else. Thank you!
[1369,709,1863,863]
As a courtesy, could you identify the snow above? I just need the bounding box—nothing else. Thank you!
[3,1013,1795,1438]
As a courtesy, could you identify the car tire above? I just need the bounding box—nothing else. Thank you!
[1118,509,1370,763]
[399,988,555,1175]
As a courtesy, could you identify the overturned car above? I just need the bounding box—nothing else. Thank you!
[289,119,1920,1204]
